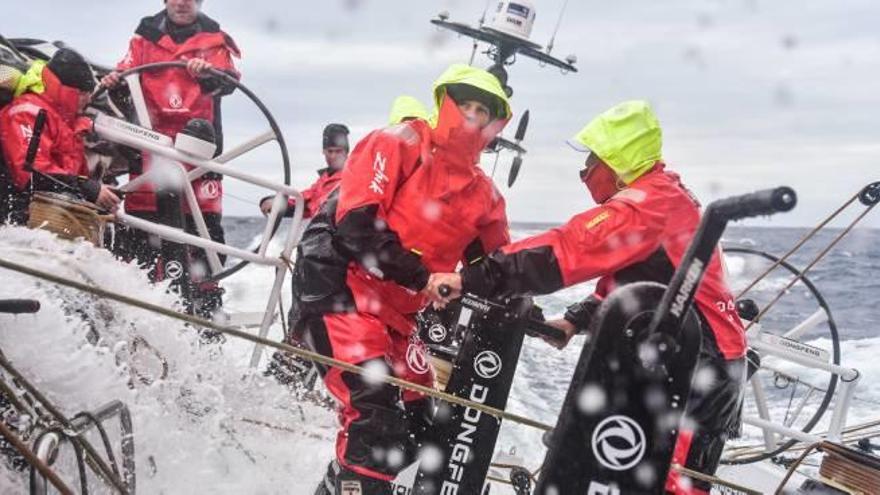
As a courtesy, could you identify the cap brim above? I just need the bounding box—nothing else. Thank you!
[566,138,591,153]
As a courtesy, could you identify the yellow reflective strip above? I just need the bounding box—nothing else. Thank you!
[586,211,610,230]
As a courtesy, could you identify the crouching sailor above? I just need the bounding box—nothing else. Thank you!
[0,48,120,224]
[427,100,746,495]
[290,64,512,494]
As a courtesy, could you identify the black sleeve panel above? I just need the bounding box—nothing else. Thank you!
[335,204,429,291]
[563,295,603,333]
[198,69,237,96]
[460,245,565,298]
[462,238,486,265]
[76,178,101,203]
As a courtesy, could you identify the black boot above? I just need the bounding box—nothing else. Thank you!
[314,459,393,495]
[404,397,435,447]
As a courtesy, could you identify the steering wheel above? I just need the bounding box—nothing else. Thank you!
[91,61,291,282]
[721,245,841,465]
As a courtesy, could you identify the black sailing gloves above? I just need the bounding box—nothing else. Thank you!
[563,295,603,334]
[459,246,566,300]
[335,204,430,291]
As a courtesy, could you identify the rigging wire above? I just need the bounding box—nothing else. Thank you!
[0,256,554,433]
[0,421,74,495]
[0,255,807,494]
[744,198,877,332]
[736,181,877,302]
[469,0,494,65]
[735,188,860,299]
[546,0,571,55]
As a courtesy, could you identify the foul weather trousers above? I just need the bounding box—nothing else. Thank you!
[666,330,745,494]
[298,311,434,483]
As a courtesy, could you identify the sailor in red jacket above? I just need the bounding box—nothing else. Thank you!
[292,64,512,494]
[428,101,745,495]
[260,123,348,389]
[102,0,240,318]
[1,49,120,224]
[258,123,350,219]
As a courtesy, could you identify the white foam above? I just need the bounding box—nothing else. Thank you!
[0,226,335,494]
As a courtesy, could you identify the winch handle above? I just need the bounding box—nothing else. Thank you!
[0,299,41,314]
[708,186,797,222]
[439,284,452,298]
[525,319,567,342]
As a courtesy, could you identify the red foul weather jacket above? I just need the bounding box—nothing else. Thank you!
[462,165,746,360]
[291,96,511,335]
[0,67,98,202]
[116,11,240,215]
[273,167,342,219]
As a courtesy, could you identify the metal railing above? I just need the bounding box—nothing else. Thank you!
[91,112,306,368]
[741,325,860,455]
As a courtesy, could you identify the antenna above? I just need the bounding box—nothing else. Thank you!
[430,2,577,74]
[546,0,571,55]
[470,0,494,65]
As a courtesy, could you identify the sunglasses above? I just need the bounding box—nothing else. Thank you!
[579,160,599,182]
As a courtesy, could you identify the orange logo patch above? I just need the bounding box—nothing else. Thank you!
[586,211,610,230]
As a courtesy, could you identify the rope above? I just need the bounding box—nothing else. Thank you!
[27,193,105,246]
[220,190,260,206]
[773,442,821,494]
[725,417,880,459]
[0,420,75,495]
[735,189,861,299]
[546,0,571,54]
[819,441,880,492]
[0,256,555,433]
[483,459,763,494]
[31,427,92,495]
[0,355,129,494]
[672,465,764,495]
[743,201,877,332]
[71,412,122,482]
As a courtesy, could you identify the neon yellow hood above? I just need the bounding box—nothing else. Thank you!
[13,60,47,97]
[431,63,511,126]
[388,95,430,125]
[568,100,662,184]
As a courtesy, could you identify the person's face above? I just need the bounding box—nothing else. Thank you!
[323,146,348,170]
[579,153,603,184]
[457,100,492,129]
[76,90,91,113]
[166,0,201,25]
[580,153,621,204]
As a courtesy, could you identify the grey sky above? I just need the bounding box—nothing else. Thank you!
[6,1,878,227]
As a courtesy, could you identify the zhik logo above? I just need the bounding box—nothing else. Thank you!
[368,151,389,194]
[591,415,646,471]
